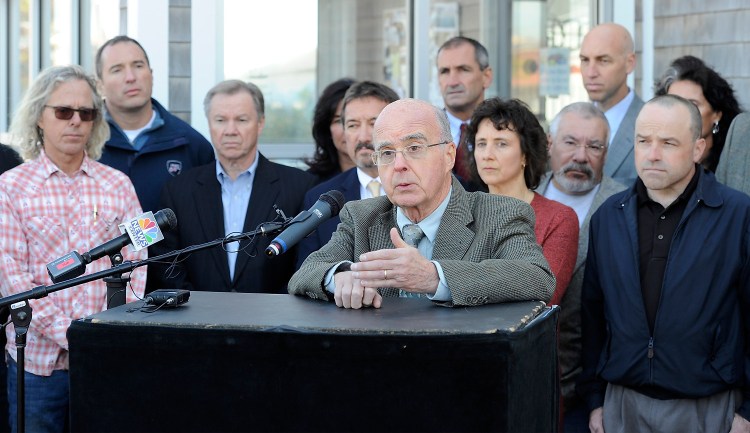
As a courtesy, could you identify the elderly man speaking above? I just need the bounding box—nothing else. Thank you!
[289,98,554,309]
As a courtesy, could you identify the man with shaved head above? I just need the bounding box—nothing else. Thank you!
[579,23,644,185]
[289,98,554,309]
[579,94,750,432]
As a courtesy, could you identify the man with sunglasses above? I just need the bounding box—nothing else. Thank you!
[290,98,554,309]
[95,36,214,214]
[0,65,146,433]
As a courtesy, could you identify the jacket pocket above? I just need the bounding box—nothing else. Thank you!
[709,320,739,384]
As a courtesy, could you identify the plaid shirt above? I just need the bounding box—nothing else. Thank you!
[0,151,147,376]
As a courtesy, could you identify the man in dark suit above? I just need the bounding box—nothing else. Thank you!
[290,98,554,309]
[535,102,626,433]
[580,23,644,186]
[148,80,316,293]
[295,81,399,268]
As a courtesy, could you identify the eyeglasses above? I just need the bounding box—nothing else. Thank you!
[558,140,606,156]
[44,106,98,122]
[371,142,447,166]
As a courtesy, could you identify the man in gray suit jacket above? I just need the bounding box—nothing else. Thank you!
[289,98,554,309]
[536,102,626,432]
[716,112,750,195]
[580,23,644,186]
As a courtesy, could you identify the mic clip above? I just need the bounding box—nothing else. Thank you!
[273,205,288,221]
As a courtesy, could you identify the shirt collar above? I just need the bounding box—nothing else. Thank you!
[396,188,452,243]
[356,167,380,189]
[636,163,701,208]
[444,109,466,144]
[39,149,93,178]
[215,150,260,184]
[599,87,634,132]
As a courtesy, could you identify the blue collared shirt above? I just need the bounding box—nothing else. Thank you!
[215,153,259,280]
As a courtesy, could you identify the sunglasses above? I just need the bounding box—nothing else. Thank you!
[44,105,98,122]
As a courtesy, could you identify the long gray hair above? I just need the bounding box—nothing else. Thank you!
[9,65,109,160]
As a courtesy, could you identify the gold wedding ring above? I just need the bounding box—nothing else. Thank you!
[384,269,388,280]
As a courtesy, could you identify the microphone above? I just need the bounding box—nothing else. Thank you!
[265,191,345,257]
[46,209,178,283]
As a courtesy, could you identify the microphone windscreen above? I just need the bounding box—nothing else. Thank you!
[155,208,178,230]
[320,190,345,217]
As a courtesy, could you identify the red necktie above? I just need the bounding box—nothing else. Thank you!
[453,123,471,181]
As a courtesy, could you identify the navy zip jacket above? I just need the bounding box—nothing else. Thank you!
[579,169,750,421]
[99,98,215,213]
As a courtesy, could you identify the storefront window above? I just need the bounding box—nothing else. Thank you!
[224,0,318,145]
[49,0,73,65]
[510,0,591,123]
[88,0,120,63]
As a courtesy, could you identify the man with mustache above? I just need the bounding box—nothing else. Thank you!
[296,81,399,267]
[535,102,626,433]
[437,36,493,184]
[95,36,214,214]
[580,23,643,186]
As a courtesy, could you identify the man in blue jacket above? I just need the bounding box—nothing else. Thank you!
[95,36,214,213]
[579,94,750,433]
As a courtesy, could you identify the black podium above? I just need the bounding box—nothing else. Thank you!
[68,293,558,432]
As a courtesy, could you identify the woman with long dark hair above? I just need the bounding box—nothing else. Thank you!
[305,78,356,182]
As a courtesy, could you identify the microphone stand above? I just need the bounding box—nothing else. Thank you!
[0,220,289,433]
[104,252,128,309]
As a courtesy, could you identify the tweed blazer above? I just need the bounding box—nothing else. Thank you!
[536,173,627,408]
[716,112,750,196]
[604,95,644,187]
[289,178,555,307]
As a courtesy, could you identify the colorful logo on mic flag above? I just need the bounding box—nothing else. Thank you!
[118,211,164,251]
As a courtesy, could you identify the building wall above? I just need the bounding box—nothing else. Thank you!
[649,0,750,107]
[169,0,192,123]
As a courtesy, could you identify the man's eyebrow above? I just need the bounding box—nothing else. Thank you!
[401,132,428,142]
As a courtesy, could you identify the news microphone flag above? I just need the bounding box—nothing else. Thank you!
[118,211,165,251]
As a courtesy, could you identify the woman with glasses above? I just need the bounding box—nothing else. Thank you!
[463,97,578,306]
[654,55,743,172]
[0,65,146,433]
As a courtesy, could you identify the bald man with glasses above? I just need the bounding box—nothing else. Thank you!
[289,98,554,309]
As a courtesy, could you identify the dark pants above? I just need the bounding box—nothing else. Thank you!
[7,358,69,433]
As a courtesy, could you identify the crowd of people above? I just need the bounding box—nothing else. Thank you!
[0,22,749,433]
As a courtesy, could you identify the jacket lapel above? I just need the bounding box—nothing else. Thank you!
[233,154,279,283]
[432,180,475,260]
[194,166,232,287]
[604,97,643,175]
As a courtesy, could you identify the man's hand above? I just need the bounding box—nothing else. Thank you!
[589,407,604,433]
[351,227,440,296]
[730,413,750,433]
[333,270,382,309]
